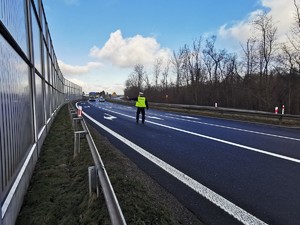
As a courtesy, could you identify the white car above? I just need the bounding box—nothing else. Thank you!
[99,97,105,102]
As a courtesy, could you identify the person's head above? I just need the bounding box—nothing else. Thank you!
[139,92,144,96]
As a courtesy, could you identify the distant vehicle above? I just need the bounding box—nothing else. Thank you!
[99,96,105,102]
[89,92,99,101]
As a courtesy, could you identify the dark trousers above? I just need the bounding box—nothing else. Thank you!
[136,107,145,123]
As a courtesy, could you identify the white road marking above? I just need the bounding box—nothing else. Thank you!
[156,113,300,142]
[83,111,268,225]
[147,116,163,120]
[180,115,199,120]
[100,108,300,164]
[104,113,117,121]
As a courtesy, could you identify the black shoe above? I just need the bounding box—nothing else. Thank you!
[136,120,139,124]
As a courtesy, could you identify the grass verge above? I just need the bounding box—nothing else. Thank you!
[16,104,203,225]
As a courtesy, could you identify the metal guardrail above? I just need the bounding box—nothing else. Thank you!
[150,102,300,120]
[110,98,300,122]
[70,103,126,225]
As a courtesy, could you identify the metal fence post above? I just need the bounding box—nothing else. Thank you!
[72,118,82,131]
[73,118,78,131]
[88,166,99,197]
[74,132,80,158]
[74,131,86,158]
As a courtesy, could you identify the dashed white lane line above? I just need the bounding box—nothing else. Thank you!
[83,111,268,225]
[99,107,300,164]
[161,113,300,142]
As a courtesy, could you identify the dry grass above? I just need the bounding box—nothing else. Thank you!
[16,104,203,225]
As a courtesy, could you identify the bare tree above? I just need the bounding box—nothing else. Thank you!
[133,64,145,90]
[161,60,170,91]
[288,0,300,52]
[287,0,300,69]
[171,49,185,89]
[144,73,151,90]
[253,12,277,79]
[203,52,214,84]
[153,58,163,88]
[125,73,138,88]
[294,0,300,30]
[241,37,258,78]
[181,44,191,86]
[188,38,206,104]
[251,12,278,110]
[203,35,226,84]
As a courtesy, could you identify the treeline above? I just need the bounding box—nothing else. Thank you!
[124,6,300,114]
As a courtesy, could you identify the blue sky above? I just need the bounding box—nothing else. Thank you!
[43,0,295,94]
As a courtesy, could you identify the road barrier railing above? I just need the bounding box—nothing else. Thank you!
[109,98,300,124]
[69,103,127,225]
[152,102,300,123]
[152,102,300,118]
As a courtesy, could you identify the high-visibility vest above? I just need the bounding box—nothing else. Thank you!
[136,96,146,108]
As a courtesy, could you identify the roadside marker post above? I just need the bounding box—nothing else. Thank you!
[77,106,83,117]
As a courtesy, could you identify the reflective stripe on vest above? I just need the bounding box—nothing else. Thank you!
[136,96,146,108]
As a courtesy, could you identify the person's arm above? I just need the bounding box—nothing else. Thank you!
[145,99,149,109]
[127,96,138,101]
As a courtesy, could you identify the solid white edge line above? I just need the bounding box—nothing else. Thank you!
[83,111,268,225]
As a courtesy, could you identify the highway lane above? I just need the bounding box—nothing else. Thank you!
[78,100,300,225]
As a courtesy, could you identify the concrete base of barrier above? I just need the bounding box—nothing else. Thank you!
[1,112,52,225]
[1,144,38,225]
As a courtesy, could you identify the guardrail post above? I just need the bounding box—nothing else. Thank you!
[74,132,79,158]
[279,115,283,125]
[73,131,86,158]
[70,112,77,120]
[69,105,77,120]
[78,114,127,225]
[73,117,82,131]
[88,166,99,197]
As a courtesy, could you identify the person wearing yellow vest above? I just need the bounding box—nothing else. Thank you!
[128,92,149,124]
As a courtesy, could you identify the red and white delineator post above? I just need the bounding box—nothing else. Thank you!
[282,105,285,115]
[77,106,82,117]
[274,106,278,114]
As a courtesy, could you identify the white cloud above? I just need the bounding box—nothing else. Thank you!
[218,0,296,46]
[60,30,173,95]
[89,29,172,68]
[218,10,262,43]
[65,77,87,88]
[66,76,125,95]
[58,60,102,75]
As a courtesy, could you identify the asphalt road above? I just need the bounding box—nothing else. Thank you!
[78,100,300,225]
